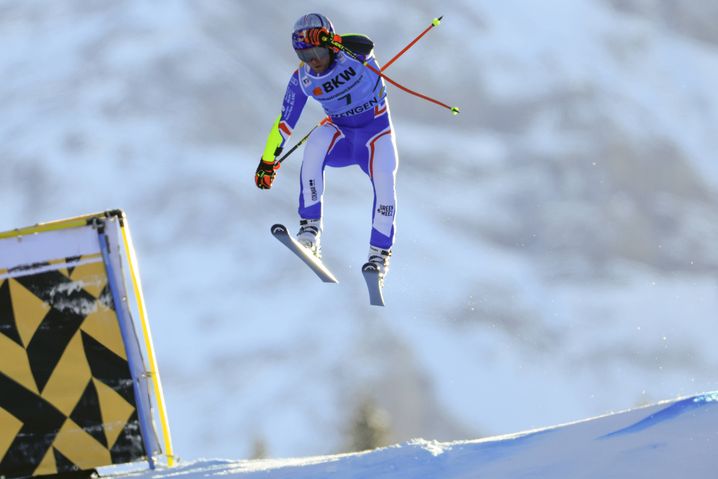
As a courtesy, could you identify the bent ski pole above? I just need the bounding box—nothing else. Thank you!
[367,64,460,114]
[328,37,460,115]
[277,16,449,165]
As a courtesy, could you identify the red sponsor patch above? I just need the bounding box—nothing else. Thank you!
[313,86,323,96]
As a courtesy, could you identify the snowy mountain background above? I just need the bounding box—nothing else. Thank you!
[2,0,718,460]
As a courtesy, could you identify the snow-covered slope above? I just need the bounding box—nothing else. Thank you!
[105,392,718,478]
[1,0,718,459]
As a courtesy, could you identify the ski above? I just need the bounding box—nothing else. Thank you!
[271,224,338,283]
[362,262,385,306]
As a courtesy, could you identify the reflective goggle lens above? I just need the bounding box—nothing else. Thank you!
[295,47,330,62]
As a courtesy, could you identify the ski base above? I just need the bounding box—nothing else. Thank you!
[362,262,385,306]
[271,224,338,283]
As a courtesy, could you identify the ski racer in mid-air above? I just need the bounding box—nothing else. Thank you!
[255,13,399,285]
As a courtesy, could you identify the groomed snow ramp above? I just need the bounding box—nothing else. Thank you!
[132,392,718,479]
[0,211,174,478]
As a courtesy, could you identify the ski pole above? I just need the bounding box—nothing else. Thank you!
[277,16,450,165]
[382,16,443,71]
[276,125,317,164]
[328,37,460,115]
[276,116,332,164]
[367,62,460,114]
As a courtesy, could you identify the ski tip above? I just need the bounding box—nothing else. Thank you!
[271,224,288,235]
[362,262,379,273]
[361,262,385,306]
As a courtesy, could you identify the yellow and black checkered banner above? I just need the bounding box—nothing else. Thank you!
[0,211,173,478]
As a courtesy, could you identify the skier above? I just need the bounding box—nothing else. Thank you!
[255,13,399,283]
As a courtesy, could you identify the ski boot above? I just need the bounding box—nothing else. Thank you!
[296,218,322,258]
[366,246,392,283]
[362,246,392,306]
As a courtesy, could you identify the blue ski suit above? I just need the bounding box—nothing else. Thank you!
[261,35,399,250]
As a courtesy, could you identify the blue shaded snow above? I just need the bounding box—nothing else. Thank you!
[600,391,718,439]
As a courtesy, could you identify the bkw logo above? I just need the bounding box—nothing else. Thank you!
[322,67,357,92]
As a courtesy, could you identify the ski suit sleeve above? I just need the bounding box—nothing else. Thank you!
[261,69,309,163]
[341,34,383,87]
[341,35,385,100]
[340,34,374,60]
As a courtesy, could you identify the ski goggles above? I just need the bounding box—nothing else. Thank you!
[295,46,330,62]
[292,31,313,50]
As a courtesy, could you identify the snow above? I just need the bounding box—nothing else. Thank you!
[2,0,718,462]
[101,392,718,478]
